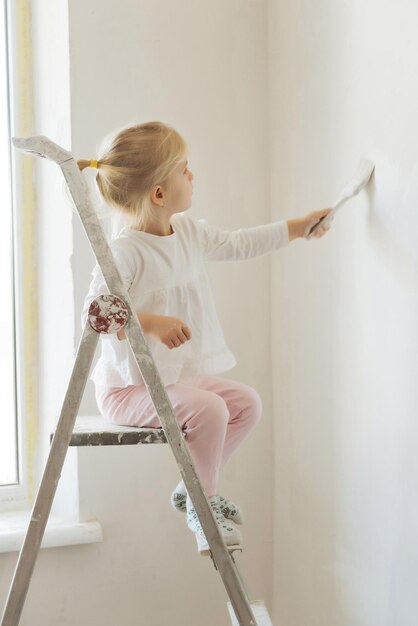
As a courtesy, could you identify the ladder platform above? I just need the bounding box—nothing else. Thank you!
[51,415,168,447]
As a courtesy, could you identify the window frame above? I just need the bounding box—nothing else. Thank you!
[0,0,38,512]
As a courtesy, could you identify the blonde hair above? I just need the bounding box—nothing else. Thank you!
[77,121,188,230]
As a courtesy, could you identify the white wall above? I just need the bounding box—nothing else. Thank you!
[4,3,414,625]
[270,1,418,624]
[1,1,274,625]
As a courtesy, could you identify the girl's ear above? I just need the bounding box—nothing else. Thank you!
[150,185,164,206]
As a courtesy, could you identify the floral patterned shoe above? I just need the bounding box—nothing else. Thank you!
[186,495,243,555]
[171,485,244,525]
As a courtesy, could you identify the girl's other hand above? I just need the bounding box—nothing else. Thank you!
[149,315,192,350]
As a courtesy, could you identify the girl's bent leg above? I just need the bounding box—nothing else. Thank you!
[96,383,230,497]
[192,376,263,470]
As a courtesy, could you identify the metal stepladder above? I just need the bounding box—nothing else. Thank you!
[1,136,273,626]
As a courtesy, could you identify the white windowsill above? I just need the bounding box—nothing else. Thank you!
[0,510,103,553]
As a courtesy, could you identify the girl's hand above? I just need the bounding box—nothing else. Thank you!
[116,313,192,344]
[148,315,192,350]
[301,208,334,239]
[288,208,334,241]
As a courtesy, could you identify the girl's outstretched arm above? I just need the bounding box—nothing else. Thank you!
[196,207,333,261]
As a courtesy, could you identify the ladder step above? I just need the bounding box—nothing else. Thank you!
[50,415,167,446]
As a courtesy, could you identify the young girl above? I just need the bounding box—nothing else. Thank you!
[79,121,333,554]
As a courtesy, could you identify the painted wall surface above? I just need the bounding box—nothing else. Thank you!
[269,2,418,624]
[3,2,415,626]
[1,1,274,625]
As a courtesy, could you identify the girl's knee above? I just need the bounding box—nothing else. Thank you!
[185,391,229,432]
[242,386,263,426]
[204,393,230,425]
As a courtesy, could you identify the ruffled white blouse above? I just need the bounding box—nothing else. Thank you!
[81,210,290,390]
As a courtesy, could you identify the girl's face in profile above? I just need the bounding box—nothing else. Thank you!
[165,157,194,214]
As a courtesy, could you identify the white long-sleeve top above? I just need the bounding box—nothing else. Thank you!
[81,210,290,390]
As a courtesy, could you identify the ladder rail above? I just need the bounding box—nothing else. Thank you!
[1,323,100,626]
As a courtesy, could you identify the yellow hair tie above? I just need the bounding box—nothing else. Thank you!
[89,159,99,169]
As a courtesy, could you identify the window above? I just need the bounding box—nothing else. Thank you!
[0,0,35,512]
[0,2,101,553]
[0,0,18,488]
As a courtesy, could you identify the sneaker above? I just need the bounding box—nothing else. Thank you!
[171,487,244,525]
[186,494,243,555]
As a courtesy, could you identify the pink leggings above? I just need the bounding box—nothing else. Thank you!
[96,375,262,497]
